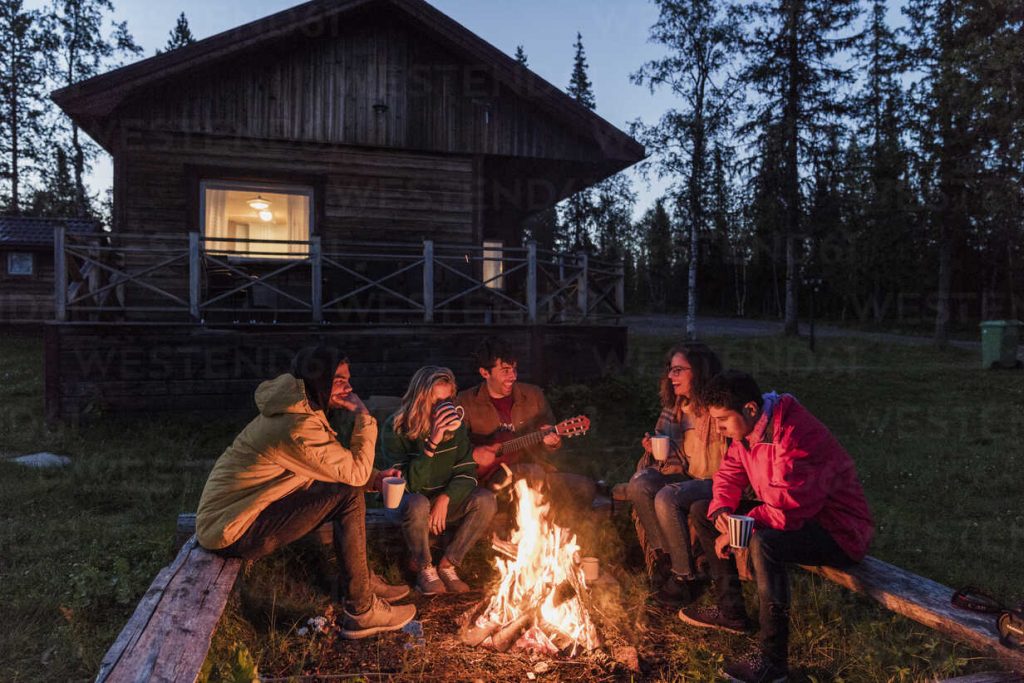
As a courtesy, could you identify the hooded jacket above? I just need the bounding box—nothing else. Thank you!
[196,374,377,549]
[709,393,874,561]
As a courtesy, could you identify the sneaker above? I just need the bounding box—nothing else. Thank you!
[369,571,410,603]
[437,563,471,593]
[722,650,789,682]
[416,565,447,595]
[654,573,701,608]
[678,604,754,635]
[340,595,416,640]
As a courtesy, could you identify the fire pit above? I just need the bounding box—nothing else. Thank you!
[460,479,601,656]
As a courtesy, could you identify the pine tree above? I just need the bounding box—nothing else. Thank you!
[513,44,528,67]
[631,0,738,338]
[904,0,985,345]
[46,0,142,217]
[160,12,195,54]
[28,147,77,216]
[559,31,596,251]
[0,0,50,214]
[640,199,673,312]
[736,0,860,334]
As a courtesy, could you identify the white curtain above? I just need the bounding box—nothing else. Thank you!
[204,189,229,252]
[287,195,310,256]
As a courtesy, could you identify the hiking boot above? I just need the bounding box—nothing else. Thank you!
[649,549,672,588]
[722,650,789,682]
[654,573,702,608]
[678,604,754,635]
[340,595,416,640]
[369,571,410,603]
[437,563,471,593]
[416,565,447,595]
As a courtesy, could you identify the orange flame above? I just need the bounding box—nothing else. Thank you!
[476,479,599,655]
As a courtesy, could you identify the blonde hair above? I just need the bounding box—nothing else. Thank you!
[393,366,457,440]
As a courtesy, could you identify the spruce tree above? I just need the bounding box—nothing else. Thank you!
[735,0,860,334]
[513,44,528,67]
[46,0,142,217]
[560,31,596,251]
[641,199,673,312]
[0,0,50,214]
[631,0,738,338]
[160,12,195,53]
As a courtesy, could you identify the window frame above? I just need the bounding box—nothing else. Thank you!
[198,179,316,261]
[482,239,505,290]
[6,251,34,277]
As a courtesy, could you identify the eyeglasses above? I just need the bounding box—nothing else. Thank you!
[668,366,691,377]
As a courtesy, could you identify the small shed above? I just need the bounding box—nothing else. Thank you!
[0,216,99,323]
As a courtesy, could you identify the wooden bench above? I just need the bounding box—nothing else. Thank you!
[95,538,241,683]
[609,484,1024,674]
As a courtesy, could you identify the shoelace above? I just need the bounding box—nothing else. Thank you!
[421,566,440,583]
[438,566,460,581]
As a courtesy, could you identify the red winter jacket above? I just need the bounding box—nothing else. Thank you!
[709,393,874,561]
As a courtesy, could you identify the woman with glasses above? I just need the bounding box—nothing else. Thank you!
[379,366,497,596]
[626,341,726,607]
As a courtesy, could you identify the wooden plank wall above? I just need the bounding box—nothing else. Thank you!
[44,323,626,421]
[0,250,55,322]
[113,9,601,164]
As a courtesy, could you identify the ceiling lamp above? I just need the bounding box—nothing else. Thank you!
[248,195,271,211]
[258,209,274,222]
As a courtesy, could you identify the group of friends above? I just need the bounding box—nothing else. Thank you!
[194,337,873,683]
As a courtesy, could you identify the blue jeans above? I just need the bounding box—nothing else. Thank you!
[389,487,497,571]
[654,478,714,577]
[213,481,372,613]
[627,468,685,552]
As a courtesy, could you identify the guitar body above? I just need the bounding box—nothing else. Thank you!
[472,415,591,481]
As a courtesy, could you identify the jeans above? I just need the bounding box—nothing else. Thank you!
[214,481,372,613]
[389,487,497,570]
[626,468,685,552]
[689,499,854,664]
[654,478,714,577]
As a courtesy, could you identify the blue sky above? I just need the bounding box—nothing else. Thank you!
[58,0,680,218]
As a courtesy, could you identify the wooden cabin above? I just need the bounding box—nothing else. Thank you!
[46,0,644,420]
[0,217,99,324]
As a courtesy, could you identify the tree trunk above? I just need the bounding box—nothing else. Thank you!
[686,70,707,341]
[782,0,802,336]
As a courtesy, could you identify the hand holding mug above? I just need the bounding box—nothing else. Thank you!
[372,467,402,492]
[715,532,733,560]
[641,432,652,453]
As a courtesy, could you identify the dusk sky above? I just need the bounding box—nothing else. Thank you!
[54,0,681,218]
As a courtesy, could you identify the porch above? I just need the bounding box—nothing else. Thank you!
[54,228,625,326]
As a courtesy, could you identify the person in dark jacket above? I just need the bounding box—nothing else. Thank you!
[379,366,496,595]
[679,370,873,683]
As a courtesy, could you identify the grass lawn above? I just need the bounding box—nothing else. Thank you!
[1,329,1022,681]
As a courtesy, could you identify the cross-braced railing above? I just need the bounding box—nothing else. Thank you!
[55,228,624,325]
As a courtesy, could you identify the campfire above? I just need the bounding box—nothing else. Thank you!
[461,479,601,656]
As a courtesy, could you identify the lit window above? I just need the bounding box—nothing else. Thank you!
[482,240,504,290]
[7,252,33,276]
[201,181,312,259]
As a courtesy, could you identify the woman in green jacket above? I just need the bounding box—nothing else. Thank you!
[195,345,414,639]
[380,366,497,596]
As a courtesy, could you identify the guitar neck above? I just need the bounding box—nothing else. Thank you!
[496,429,546,456]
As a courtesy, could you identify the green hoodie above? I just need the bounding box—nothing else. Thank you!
[377,414,477,511]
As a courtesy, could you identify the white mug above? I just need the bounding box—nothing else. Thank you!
[650,435,670,462]
[382,476,406,509]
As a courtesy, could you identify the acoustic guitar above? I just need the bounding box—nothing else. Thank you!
[475,415,591,481]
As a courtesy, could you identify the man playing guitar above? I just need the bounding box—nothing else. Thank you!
[455,338,596,516]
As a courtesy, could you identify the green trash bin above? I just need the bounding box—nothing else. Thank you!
[979,320,1022,369]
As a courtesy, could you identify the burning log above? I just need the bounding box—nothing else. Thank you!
[491,609,537,652]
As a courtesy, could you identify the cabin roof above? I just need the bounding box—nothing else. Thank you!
[0,216,100,248]
[52,0,644,164]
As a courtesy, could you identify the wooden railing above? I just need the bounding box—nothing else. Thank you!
[55,228,625,325]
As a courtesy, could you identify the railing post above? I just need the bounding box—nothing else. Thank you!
[615,260,626,315]
[54,226,66,322]
[423,240,434,323]
[310,236,322,323]
[189,232,201,322]
[576,252,589,321]
[526,241,537,323]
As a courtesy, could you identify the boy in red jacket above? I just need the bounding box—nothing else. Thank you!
[679,371,873,683]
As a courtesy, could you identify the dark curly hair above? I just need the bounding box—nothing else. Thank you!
[291,345,348,411]
[701,370,764,414]
[473,337,518,372]
[658,342,723,413]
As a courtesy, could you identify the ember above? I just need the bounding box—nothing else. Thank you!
[461,479,600,655]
